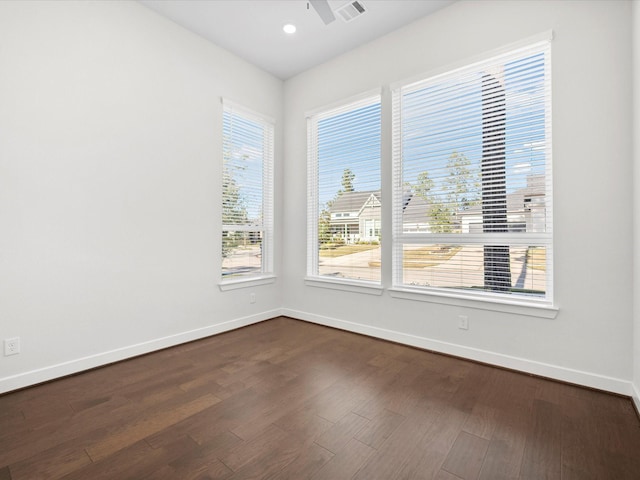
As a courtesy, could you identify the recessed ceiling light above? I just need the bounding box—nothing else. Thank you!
[283,24,296,34]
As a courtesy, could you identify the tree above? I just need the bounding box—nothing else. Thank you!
[428,202,454,233]
[414,171,434,200]
[222,166,248,258]
[318,200,333,246]
[222,167,248,225]
[445,151,479,211]
[413,170,453,233]
[341,168,355,193]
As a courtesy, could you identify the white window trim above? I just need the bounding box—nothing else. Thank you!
[305,88,382,119]
[306,90,382,288]
[219,275,276,291]
[305,276,384,296]
[388,287,557,319]
[391,36,554,308]
[219,98,275,288]
[389,30,554,92]
[220,98,276,125]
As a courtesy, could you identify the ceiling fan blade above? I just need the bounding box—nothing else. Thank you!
[309,0,336,25]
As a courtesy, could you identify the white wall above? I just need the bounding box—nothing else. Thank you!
[633,0,640,410]
[283,0,635,394]
[0,0,283,393]
[1,0,636,399]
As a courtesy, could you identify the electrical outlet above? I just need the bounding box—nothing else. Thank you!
[250,293,256,304]
[458,315,469,330]
[4,337,20,356]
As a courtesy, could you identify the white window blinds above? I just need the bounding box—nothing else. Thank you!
[392,40,552,304]
[222,101,274,280]
[307,94,382,283]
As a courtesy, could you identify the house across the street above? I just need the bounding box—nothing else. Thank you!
[329,190,381,243]
[456,174,546,233]
[329,175,546,242]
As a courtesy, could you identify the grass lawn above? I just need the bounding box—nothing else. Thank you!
[319,244,380,258]
[527,247,546,271]
[369,245,461,268]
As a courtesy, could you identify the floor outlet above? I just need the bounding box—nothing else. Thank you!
[458,315,469,330]
[4,337,20,356]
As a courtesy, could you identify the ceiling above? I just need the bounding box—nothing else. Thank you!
[137,0,456,80]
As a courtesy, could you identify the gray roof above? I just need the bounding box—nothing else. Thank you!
[327,175,544,222]
[457,175,545,217]
[403,195,431,224]
[328,189,443,224]
[329,190,381,213]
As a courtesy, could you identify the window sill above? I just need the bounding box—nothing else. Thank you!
[305,276,384,296]
[219,275,276,291]
[388,287,558,319]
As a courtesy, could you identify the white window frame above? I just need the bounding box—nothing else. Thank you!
[390,34,555,314]
[306,91,383,295]
[219,99,275,290]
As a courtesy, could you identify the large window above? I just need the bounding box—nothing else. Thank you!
[392,40,552,305]
[307,94,381,284]
[221,101,274,282]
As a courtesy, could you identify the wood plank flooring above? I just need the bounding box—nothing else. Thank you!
[1,316,639,479]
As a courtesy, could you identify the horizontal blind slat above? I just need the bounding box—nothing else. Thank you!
[308,95,382,283]
[222,103,274,279]
[392,40,552,303]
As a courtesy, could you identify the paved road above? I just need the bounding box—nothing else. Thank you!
[222,245,261,276]
[223,244,546,293]
[319,245,546,292]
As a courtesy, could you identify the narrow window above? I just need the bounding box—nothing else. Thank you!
[392,40,552,305]
[307,94,381,283]
[221,101,274,281]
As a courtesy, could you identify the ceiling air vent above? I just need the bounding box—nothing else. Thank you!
[335,1,366,22]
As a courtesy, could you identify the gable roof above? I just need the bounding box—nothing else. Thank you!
[402,195,431,224]
[329,190,381,213]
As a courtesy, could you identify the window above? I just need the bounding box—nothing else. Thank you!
[392,40,552,305]
[221,101,274,282]
[307,94,381,284]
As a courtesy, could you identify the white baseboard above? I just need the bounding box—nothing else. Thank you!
[4,308,634,400]
[281,308,634,397]
[632,382,640,414]
[0,309,281,394]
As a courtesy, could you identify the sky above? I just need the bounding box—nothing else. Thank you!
[401,50,548,199]
[223,110,267,223]
[224,47,549,228]
[313,48,548,213]
[317,100,382,207]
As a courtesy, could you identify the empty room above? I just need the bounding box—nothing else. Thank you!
[1,0,640,478]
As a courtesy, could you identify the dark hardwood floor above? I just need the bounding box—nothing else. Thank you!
[1,316,639,479]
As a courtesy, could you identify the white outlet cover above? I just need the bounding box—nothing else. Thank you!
[4,337,20,356]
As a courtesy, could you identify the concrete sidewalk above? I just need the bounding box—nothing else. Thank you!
[318,245,546,292]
